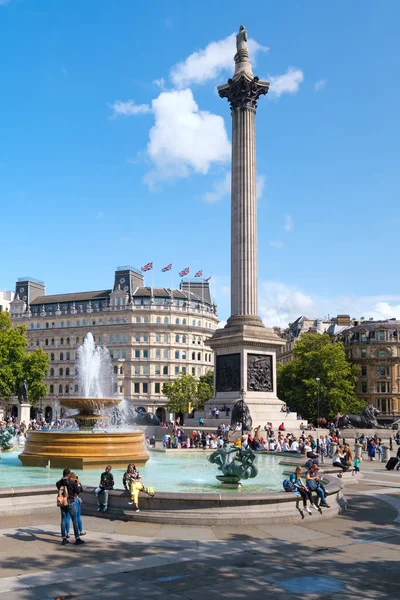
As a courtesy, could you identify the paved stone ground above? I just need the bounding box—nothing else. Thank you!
[1,460,400,599]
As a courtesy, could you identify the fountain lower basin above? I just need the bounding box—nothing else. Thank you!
[18,430,149,470]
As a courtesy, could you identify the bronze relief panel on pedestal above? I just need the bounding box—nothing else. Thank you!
[216,354,241,392]
[247,354,273,392]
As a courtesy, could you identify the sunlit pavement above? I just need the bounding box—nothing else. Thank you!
[1,460,399,600]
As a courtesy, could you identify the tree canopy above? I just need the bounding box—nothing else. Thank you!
[0,312,49,405]
[277,333,363,421]
[162,370,214,414]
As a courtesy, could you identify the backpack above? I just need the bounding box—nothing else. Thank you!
[282,479,295,492]
[57,484,69,507]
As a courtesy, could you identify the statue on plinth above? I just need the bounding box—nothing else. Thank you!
[18,380,28,404]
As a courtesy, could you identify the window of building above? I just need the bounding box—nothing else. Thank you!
[361,349,367,358]
[164,334,168,343]
[74,384,78,393]
[155,365,160,375]
[197,352,201,361]
[183,319,187,325]
[135,366,140,375]
[378,350,388,358]
[155,382,160,394]
[58,384,63,394]
[144,316,149,323]
[114,366,118,374]
[45,339,49,346]
[198,320,201,327]
[122,349,126,359]
[60,337,64,345]
[113,382,117,393]
[378,331,386,341]
[136,317,141,323]
[143,334,148,342]
[76,320,80,327]
[66,337,70,344]
[163,365,168,375]
[30,324,34,330]
[66,352,70,360]
[60,352,64,361]
[59,368,63,376]
[46,323,49,329]
[181,366,186,374]
[66,321,70,327]
[156,334,161,342]
[192,320,195,326]
[360,333,367,343]
[377,366,389,377]
[176,318,180,325]
[156,317,161,324]
[175,334,179,343]
[116,334,120,343]
[192,367,195,376]
[76,337,79,344]
[156,349,161,359]
[175,366,179,375]
[209,354,212,362]
[135,333,140,342]
[66,367,70,376]
[82,320,86,326]
[135,350,140,359]
[164,317,169,324]
[50,353,54,361]
[122,334,127,342]
[197,367,201,376]
[49,385,54,394]
[182,335,186,344]
[175,350,179,359]
[134,383,140,394]
[143,383,148,393]
[143,365,149,375]
[377,381,388,393]
[50,368,54,376]
[192,352,195,360]
[163,349,169,359]
[143,349,149,359]
[182,351,186,360]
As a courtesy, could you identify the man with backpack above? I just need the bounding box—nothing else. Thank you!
[56,468,85,546]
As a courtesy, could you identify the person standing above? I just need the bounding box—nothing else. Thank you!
[65,473,86,538]
[94,465,114,511]
[56,468,85,546]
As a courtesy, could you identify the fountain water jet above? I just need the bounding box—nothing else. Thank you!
[19,333,149,469]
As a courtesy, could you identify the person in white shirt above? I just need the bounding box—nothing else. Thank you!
[290,439,300,453]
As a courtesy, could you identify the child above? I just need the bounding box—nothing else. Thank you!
[353,456,360,475]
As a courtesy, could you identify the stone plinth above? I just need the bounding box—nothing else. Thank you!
[18,431,149,470]
[18,403,31,426]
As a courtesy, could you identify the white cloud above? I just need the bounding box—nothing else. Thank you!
[110,100,151,117]
[144,89,231,187]
[269,68,304,97]
[203,172,231,203]
[153,78,167,91]
[203,173,265,203]
[170,33,268,88]
[314,79,327,92]
[284,215,293,232]
[258,281,400,328]
[269,241,285,249]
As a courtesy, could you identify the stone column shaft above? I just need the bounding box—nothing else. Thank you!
[231,106,257,317]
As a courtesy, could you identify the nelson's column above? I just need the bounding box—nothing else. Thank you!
[206,26,291,428]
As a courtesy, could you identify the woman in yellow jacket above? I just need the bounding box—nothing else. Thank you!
[122,463,154,512]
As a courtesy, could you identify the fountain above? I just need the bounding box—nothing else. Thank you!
[19,333,149,470]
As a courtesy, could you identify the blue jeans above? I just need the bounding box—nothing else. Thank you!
[314,484,327,504]
[60,501,79,539]
[66,498,82,534]
[95,487,109,505]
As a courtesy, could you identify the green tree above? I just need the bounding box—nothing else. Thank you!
[162,373,198,414]
[0,312,49,405]
[277,333,362,421]
[196,370,214,411]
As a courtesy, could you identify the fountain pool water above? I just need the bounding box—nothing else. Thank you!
[3,450,286,493]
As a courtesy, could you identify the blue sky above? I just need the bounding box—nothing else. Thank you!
[1,1,400,325]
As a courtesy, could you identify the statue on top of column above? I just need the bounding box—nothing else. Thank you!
[235,25,249,64]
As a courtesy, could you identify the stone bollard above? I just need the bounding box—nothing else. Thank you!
[354,443,362,459]
[330,441,337,458]
[382,445,391,462]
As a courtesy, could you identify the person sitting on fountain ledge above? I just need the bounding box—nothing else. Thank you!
[123,463,155,512]
[94,465,114,512]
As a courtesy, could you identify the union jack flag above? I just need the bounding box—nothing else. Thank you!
[195,270,203,278]
[141,262,153,272]
[204,276,211,282]
[162,264,172,272]
[179,267,189,277]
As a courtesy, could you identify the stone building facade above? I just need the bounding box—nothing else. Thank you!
[277,316,333,365]
[336,319,400,419]
[9,267,218,422]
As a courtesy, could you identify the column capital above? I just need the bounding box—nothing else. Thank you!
[218,75,269,111]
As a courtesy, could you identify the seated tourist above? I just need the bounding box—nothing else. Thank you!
[94,465,114,512]
[289,467,316,514]
[332,447,350,475]
[278,422,285,431]
[305,463,330,508]
[123,463,154,513]
[290,438,300,453]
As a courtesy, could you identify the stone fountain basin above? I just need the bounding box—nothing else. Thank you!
[59,397,121,411]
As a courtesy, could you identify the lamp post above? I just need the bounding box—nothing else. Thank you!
[316,377,320,450]
[240,387,245,436]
